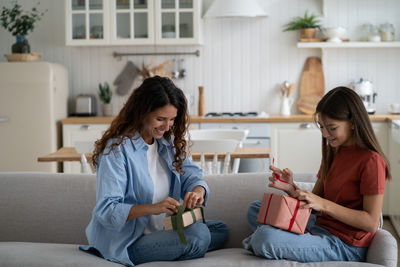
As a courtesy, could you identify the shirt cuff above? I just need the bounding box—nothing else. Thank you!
[111,203,132,229]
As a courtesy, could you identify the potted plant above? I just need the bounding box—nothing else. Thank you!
[0,1,47,55]
[283,11,321,39]
[98,82,113,116]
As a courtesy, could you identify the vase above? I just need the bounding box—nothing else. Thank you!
[280,96,294,116]
[102,103,113,116]
[11,36,30,53]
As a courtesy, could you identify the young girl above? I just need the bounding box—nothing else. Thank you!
[243,86,391,262]
[81,76,228,266]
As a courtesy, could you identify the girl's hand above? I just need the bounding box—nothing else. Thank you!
[183,186,205,209]
[292,189,325,211]
[152,197,180,215]
[269,165,296,195]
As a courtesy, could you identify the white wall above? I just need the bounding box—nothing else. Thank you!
[0,0,399,115]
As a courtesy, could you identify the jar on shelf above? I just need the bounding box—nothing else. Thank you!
[379,23,395,41]
[368,25,381,42]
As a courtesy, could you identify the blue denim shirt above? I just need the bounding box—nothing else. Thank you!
[80,133,209,266]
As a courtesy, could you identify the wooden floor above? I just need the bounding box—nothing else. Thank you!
[382,217,399,266]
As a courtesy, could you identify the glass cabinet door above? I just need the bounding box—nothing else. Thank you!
[66,0,200,45]
[111,0,154,44]
[67,0,108,45]
[156,0,200,44]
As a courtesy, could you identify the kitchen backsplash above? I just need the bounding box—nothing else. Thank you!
[0,0,399,115]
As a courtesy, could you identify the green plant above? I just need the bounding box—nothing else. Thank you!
[98,82,112,104]
[0,1,47,36]
[283,11,321,31]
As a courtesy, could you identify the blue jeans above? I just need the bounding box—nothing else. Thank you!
[128,220,229,265]
[243,200,367,262]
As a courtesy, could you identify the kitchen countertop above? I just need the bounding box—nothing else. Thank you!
[61,114,400,124]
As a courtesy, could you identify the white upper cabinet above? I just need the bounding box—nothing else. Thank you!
[66,0,202,46]
[155,0,201,45]
[110,0,155,45]
[66,0,110,46]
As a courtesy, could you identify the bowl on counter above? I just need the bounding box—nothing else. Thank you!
[322,27,347,43]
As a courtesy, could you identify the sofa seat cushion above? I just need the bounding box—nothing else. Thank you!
[0,243,384,267]
[139,248,382,267]
[0,242,122,267]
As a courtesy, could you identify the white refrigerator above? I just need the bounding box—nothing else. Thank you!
[0,62,68,172]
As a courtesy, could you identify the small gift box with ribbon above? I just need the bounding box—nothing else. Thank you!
[163,206,205,244]
[256,193,311,234]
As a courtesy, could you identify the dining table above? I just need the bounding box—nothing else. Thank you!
[38,146,270,163]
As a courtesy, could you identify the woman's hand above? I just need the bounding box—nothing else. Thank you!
[291,189,325,211]
[152,197,180,215]
[183,186,205,209]
[269,165,296,195]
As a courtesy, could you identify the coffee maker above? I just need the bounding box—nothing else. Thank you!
[352,78,377,114]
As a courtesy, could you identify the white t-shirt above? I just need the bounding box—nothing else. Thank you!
[143,140,171,234]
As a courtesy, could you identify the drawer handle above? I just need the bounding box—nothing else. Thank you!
[0,117,9,123]
[299,123,311,129]
[80,125,90,130]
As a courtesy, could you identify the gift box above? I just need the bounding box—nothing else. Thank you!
[163,206,205,244]
[163,207,204,230]
[256,193,311,234]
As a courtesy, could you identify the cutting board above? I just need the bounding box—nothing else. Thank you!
[297,57,325,115]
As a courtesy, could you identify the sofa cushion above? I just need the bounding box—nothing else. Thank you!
[0,172,95,244]
[0,245,382,267]
[140,248,382,267]
[0,242,121,267]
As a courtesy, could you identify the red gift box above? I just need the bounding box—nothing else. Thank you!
[256,193,311,234]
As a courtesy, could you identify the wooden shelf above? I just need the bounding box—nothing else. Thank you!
[297,41,400,48]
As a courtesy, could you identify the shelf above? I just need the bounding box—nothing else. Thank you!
[297,41,400,48]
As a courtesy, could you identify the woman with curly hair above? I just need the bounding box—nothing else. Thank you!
[81,76,228,266]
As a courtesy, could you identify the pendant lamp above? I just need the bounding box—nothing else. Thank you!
[204,0,267,18]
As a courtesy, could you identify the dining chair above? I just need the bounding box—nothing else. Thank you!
[74,141,95,174]
[188,129,249,173]
[189,138,239,175]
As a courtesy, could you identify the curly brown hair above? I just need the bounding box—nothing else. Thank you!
[313,86,391,181]
[92,76,189,173]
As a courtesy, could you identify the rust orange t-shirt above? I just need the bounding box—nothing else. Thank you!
[316,145,386,247]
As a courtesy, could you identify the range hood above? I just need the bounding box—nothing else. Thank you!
[204,0,267,18]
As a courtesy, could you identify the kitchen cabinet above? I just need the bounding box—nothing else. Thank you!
[388,120,400,234]
[66,0,202,46]
[270,122,322,173]
[373,122,389,215]
[65,0,109,45]
[62,123,109,173]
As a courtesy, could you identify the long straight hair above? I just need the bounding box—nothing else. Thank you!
[92,76,189,172]
[313,86,391,181]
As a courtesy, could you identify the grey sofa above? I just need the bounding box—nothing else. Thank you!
[0,172,397,267]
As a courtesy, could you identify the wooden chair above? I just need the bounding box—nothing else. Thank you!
[189,139,239,175]
[74,141,95,174]
[188,129,249,173]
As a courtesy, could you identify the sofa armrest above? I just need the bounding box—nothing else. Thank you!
[366,229,398,267]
